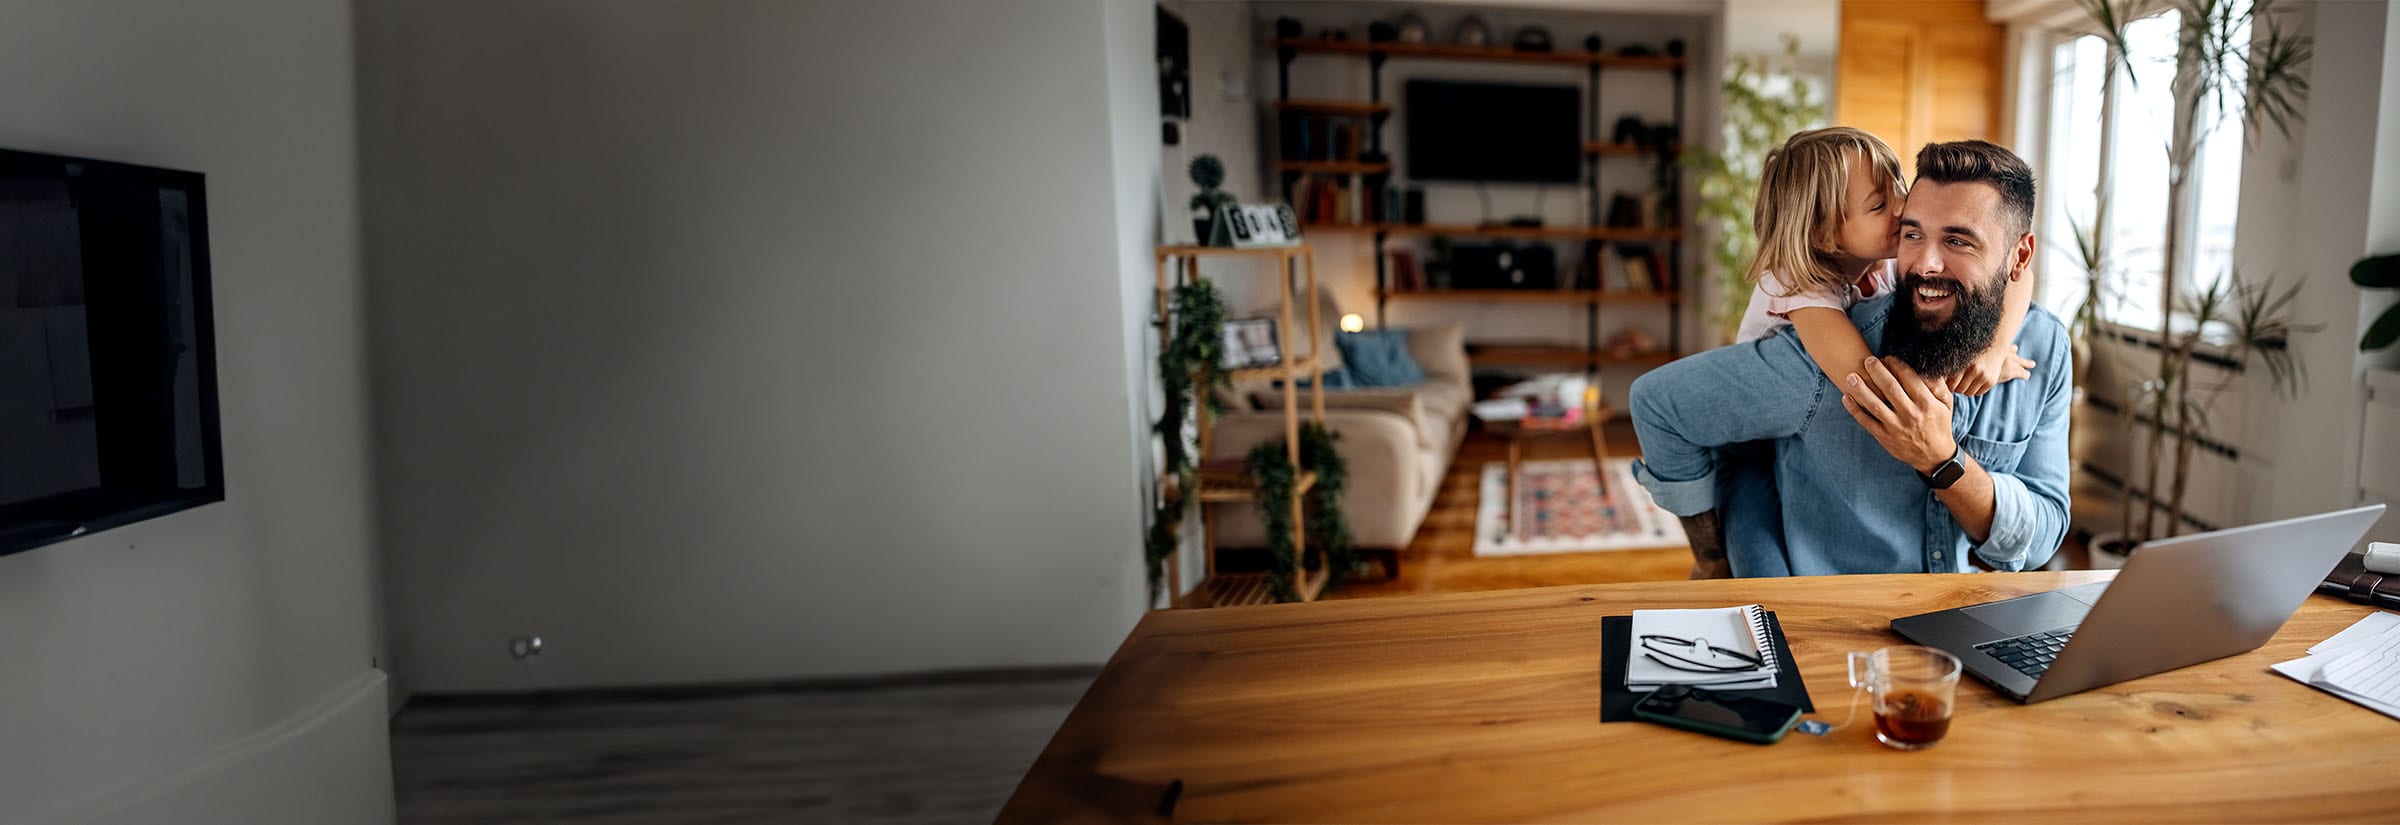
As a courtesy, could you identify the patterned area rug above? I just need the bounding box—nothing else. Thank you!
[1473,458,1688,557]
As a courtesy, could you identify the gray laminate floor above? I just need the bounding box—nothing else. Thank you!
[391,670,1093,825]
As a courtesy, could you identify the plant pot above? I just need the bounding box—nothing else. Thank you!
[2086,531,2137,570]
[1193,216,1214,246]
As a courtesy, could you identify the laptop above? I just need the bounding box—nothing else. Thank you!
[1891,504,2387,703]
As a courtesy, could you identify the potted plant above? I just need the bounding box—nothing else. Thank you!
[1683,35,1826,345]
[2077,0,2312,561]
[1188,155,1237,247]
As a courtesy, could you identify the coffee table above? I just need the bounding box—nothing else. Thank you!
[1480,395,1611,539]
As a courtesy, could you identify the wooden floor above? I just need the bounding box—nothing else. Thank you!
[392,671,1094,825]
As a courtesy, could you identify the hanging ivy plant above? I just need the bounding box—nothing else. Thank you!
[1144,277,1233,602]
[1245,421,1353,602]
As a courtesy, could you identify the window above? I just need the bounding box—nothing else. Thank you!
[2034,10,2248,333]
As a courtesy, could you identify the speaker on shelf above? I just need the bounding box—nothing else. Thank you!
[1666,39,1686,58]
[1453,243,1557,290]
[1403,188,1426,225]
[1613,115,1647,146]
[1275,17,1302,39]
[1584,34,1602,53]
[1157,7,1191,119]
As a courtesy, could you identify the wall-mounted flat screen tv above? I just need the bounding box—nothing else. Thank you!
[0,147,223,558]
[1404,80,1582,184]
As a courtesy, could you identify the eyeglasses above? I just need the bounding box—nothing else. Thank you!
[1639,634,1765,673]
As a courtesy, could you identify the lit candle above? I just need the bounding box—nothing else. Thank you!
[1340,313,1365,333]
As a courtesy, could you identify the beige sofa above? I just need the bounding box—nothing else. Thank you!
[1207,320,1471,551]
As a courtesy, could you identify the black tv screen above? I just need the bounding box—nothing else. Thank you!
[1404,80,1582,184]
[0,148,222,557]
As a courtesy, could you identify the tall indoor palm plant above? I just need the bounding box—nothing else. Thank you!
[2079,0,2311,545]
[1684,36,1826,345]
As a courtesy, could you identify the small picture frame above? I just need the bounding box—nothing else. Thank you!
[1222,202,1303,249]
[1221,317,1282,370]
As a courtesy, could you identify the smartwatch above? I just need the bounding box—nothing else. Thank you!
[1920,446,1967,490]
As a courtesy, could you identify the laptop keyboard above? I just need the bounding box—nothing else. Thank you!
[1975,628,2078,679]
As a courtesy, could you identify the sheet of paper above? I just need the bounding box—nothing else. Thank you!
[2273,612,2400,722]
[2310,610,2400,655]
[2317,624,2400,705]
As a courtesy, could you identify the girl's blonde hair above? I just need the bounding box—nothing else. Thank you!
[1747,126,1905,297]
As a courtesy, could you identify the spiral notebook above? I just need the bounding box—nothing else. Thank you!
[1599,610,1813,723]
[1625,604,1779,690]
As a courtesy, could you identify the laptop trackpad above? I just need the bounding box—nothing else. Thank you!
[1961,590,2095,635]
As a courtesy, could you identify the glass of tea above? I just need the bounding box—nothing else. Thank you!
[1847,646,1961,750]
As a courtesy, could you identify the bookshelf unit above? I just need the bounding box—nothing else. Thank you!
[1272,30,1690,377]
[1154,245,1332,609]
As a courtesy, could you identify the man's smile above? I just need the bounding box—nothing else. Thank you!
[1911,276,1960,319]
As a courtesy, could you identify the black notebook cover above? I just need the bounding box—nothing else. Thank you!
[1600,610,1814,722]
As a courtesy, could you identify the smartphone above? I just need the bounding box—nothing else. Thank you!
[1632,685,1803,744]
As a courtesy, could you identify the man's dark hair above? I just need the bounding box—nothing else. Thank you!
[1914,140,2036,236]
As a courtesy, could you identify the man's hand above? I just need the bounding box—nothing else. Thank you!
[1839,356,1958,474]
[1947,344,2036,396]
[1680,511,1732,579]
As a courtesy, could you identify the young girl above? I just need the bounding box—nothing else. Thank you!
[1696,126,2033,579]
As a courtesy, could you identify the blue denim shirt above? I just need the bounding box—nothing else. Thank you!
[1630,295,2072,575]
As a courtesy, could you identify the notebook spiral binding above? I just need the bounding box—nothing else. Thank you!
[1746,606,1780,672]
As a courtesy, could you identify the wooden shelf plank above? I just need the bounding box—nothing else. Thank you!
[1382,289,1599,304]
[1585,141,1676,158]
[1467,346,1680,367]
[1304,223,1683,241]
[1194,470,1317,503]
[1156,244,1307,258]
[1596,53,1688,70]
[1276,38,1686,71]
[1597,290,1684,304]
[1274,99,1391,117]
[1278,160,1391,175]
[1173,565,1330,609]
[1379,289,1683,304]
[1224,355,1320,382]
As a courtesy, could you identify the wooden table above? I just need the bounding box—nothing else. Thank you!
[997,572,2400,823]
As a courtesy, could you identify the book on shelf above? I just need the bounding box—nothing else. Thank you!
[1387,248,1421,292]
[1279,112,1373,163]
[1614,244,1674,294]
[1618,245,1654,293]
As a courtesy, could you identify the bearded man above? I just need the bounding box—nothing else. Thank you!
[1630,140,2071,577]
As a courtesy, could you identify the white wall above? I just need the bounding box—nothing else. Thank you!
[362,0,1151,691]
[1724,0,1838,79]
[0,0,390,822]
[2259,0,2399,543]
[1162,0,1266,252]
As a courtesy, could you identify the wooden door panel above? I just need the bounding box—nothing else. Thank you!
[1927,27,2001,143]
[1837,19,1917,156]
[1837,0,2004,176]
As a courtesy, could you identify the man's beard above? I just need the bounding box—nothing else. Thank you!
[1883,267,2007,377]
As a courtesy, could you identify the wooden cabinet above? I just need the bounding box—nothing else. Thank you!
[1836,0,2005,175]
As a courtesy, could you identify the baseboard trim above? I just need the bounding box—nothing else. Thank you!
[30,669,390,825]
[400,664,1106,710]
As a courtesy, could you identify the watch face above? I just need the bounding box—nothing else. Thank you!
[1927,458,1967,489]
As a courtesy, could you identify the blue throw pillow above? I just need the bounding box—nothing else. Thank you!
[1335,330,1425,387]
